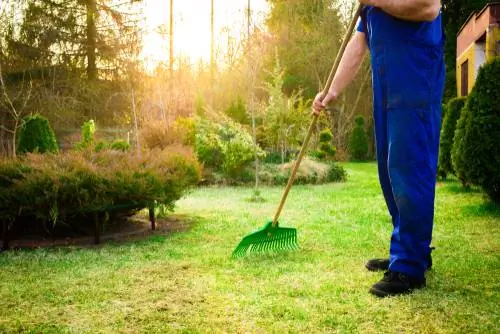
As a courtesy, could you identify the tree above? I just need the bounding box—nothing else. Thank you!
[451,59,500,203]
[0,0,144,152]
[3,0,143,81]
[348,115,369,161]
[17,114,59,154]
[262,56,309,164]
[265,0,344,98]
[437,97,466,179]
[0,62,32,157]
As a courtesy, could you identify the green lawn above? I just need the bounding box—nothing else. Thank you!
[1,163,499,333]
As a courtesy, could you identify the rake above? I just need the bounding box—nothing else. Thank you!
[232,5,363,258]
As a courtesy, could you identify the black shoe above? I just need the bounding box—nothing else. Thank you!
[365,258,389,272]
[365,248,434,272]
[369,270,426,298]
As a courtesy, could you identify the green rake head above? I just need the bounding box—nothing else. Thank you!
[232,221,298,258]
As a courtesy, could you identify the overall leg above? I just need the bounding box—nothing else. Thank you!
[387,103,441,278]
[372,61,399,226]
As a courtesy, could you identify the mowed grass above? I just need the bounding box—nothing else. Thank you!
[0,163,499,333]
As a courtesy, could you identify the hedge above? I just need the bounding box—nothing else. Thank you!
[0,146,201,242]
[451,59,500,203]
[17,114,59,154]
[437,97,466,179]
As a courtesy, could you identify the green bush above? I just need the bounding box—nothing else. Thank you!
[174,117,196,145]
[109,140,131,152]
[74,120,96,150]
[195,118,264,178]
[225,96,249,124]
[0,147,201,238]
[319,129,333,142]
[312,129,336,161]
[438,97,466,179]
[348,116,369,161]
[451,59,500,203]
[17,115,59,154]
[310,150,326,160]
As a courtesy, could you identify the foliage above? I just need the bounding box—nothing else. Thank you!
[265,0,343,98]
[74,120,96,150]
[451,59,500,203]
[252,158,347,186]
[348,116,369,161]
[195,95,206,117]
[2,0,142,79]
[109,140,131,152]
[263,151,293,164]
[17,114,59,154]
[140,119,186,150]
[438,97,466,179]
[174,117,197,146]
[312,128,336,161]
[261,59,309,163]
[225,96,249,124]
[195,118,264,178]
[319,129,333,142]
[0,147,201,238]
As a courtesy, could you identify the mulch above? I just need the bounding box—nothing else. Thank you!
[1,216,191,250]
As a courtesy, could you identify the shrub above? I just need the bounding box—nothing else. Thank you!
[319,129,333,142]
[195,118,264,178]
[348,116,369,161]
[109,140,131,152]
[0,147,201,238]
[437,97,466,179]
[174,117,196,145]
[225,96,249,124]
[17,115,59,154]
[252,158,347,186]
[312,128,336,161]
[74,120,96,150]
[451,59,500,203]
[140,119,186,149]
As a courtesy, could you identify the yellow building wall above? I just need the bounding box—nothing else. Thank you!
[486,26,500,61]
[456,26,500,96]
[456,45,475,96]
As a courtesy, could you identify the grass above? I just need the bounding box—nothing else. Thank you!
[1,163,499,333]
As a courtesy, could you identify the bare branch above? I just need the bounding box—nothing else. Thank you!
[0,124,14,134]
[0,63,18,117]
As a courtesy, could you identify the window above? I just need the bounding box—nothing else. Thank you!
[461,60,469,97]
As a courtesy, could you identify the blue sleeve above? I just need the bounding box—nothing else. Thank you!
[356,17,364,33]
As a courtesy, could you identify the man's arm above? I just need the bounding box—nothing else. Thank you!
[313,31,368,112]
[361,0,441,22]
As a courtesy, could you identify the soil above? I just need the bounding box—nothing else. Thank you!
[1,216,191,250]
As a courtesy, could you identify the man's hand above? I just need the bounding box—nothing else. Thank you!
[312,91,337,115]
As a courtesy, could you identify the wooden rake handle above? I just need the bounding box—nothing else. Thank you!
[272,4,363,226]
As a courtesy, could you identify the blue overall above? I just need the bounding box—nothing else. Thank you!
[358,6,445,279]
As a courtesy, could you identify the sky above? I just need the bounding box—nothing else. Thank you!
[141,0,269,67]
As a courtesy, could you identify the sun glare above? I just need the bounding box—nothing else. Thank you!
[141,0,268,70]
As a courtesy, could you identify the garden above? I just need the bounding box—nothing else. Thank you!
[1,0,499,332]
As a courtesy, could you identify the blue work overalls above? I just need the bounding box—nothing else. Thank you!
[358,6,445,279]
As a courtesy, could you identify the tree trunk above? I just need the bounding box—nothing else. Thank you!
[169,0,174,77]
[86,0,97,81]
[11,119,18,158]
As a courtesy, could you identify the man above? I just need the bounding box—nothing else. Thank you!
[313,0,444,297]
